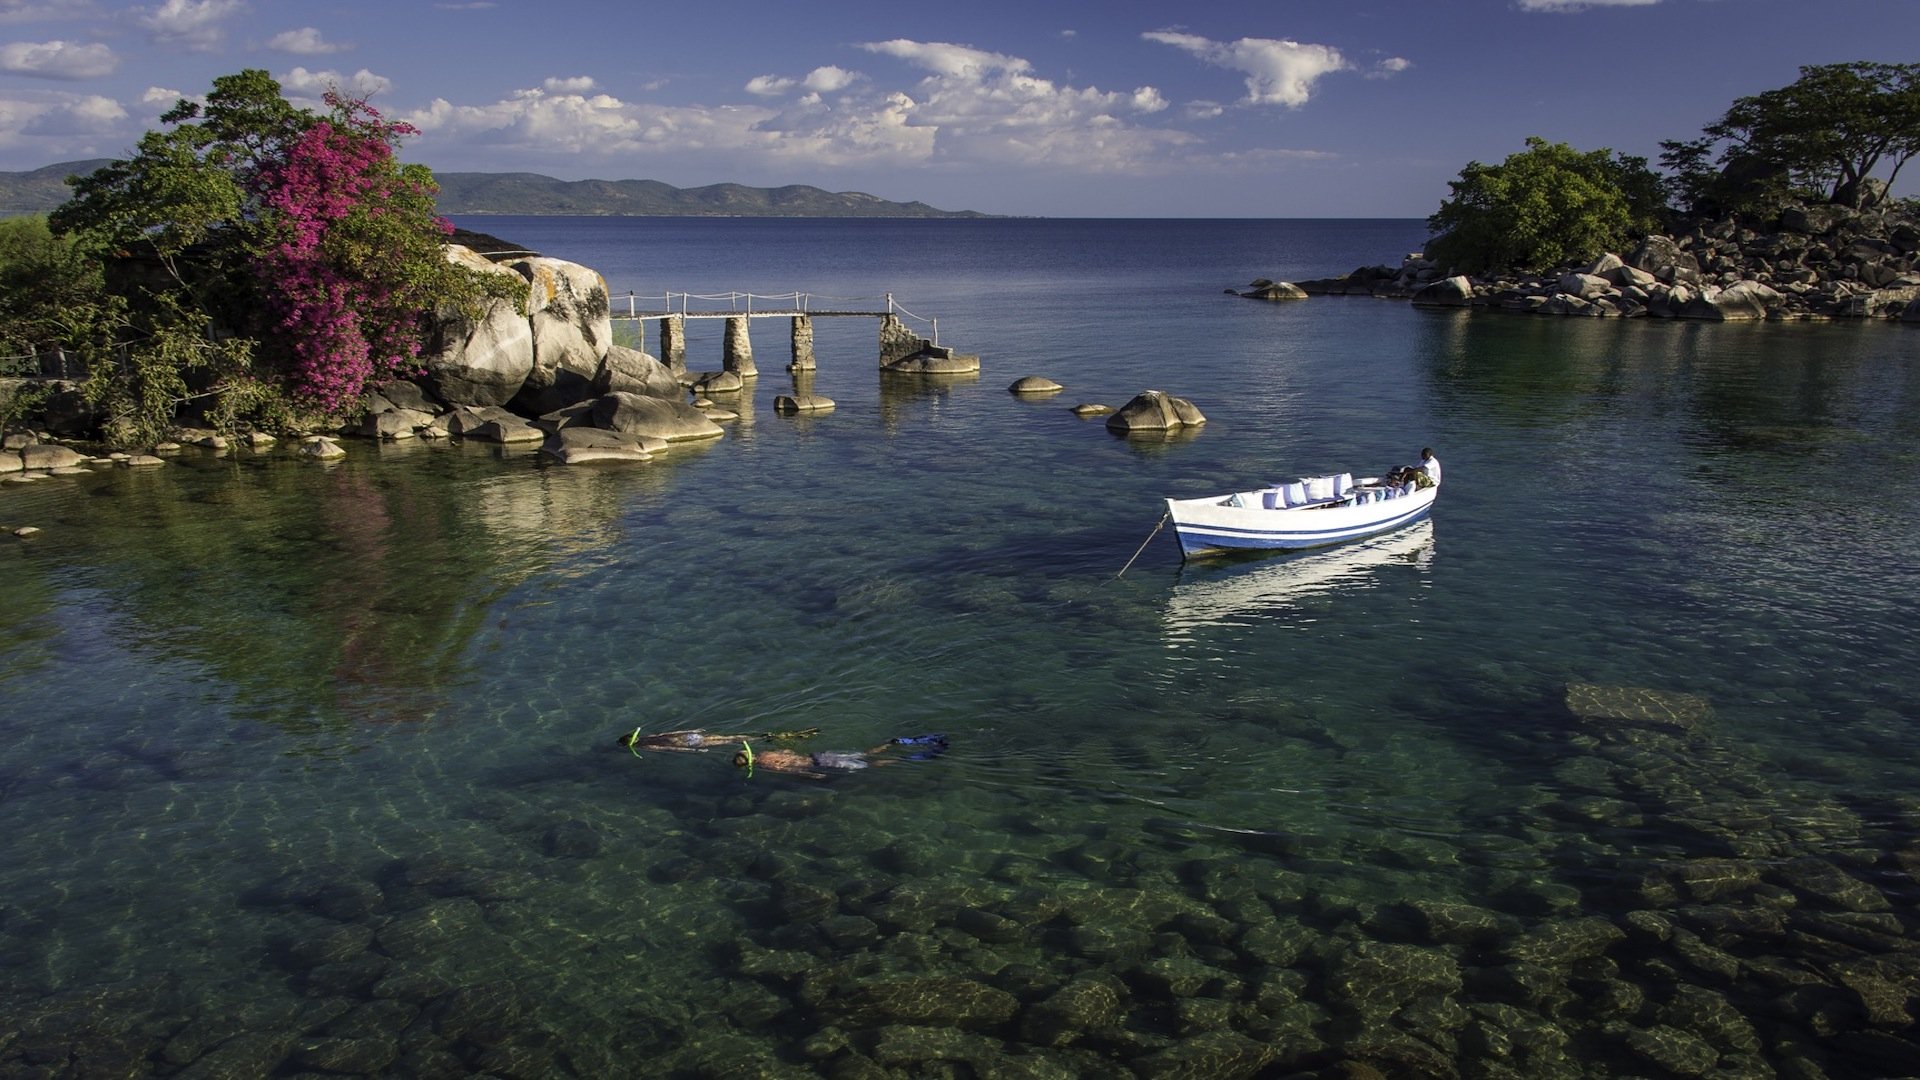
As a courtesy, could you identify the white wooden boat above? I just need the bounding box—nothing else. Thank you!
[1165,470,1437,558]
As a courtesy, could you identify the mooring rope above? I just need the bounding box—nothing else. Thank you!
[1116,512,1170,579]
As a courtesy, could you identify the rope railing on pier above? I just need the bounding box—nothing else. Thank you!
[614,290,939,342]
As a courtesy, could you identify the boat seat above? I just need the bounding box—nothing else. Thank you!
[1281,481,1308,507]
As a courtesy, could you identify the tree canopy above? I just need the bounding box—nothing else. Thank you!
[1424,137,1665,276]
[45,69,512,443]
[1660,61,1920,214]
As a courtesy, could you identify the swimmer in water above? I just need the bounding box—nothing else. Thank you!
[617,726,821,754]
[734,734,948,779]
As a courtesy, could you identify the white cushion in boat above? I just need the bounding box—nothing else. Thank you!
[1282,482,1308,506]
[1303,476,1333,501]
[1332,472,1353,496]
[1261,489,1282,509]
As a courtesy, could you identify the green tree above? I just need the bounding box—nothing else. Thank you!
[1664,61,1920,213]
[1425,137,1666,276]
[48,69,510,444]
[0,215,122,374]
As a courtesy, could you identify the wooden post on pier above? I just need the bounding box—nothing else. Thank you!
[723,315,757,377]
[659,315,686,375]
[789,315,815,372]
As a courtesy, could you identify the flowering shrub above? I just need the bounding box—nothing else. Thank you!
[250,93,452,412]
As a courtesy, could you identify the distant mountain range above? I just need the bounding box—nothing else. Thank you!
[0,160,991,219]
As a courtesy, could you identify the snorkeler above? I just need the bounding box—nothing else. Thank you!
[733,734,949,779]
[617,726,821,754]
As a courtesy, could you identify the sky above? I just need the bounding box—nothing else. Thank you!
[1,0,1916,217]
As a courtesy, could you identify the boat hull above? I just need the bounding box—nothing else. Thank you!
[1165,485,1437,558]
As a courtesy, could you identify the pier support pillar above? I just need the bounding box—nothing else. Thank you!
[879,314,929,368]
[789,315,815,372]
[723,315,757,378]
[659,315,686,375]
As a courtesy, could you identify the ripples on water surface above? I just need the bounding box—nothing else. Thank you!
[3,218,1919,1077]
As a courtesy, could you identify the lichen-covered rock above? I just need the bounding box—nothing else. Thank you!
[508,256,615,415]
[591,344,680,399]
[468,419,544,445]
[20,443,87,470]
[1410,275,1475,307]
[421,245,535,408]
[590,392,724,442]
[300,437,347,461]
[1678,280,1780,321]
[690,370,745,394]
[1105,390,1206,434]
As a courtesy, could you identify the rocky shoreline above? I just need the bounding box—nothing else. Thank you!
[1242,203,1920,324]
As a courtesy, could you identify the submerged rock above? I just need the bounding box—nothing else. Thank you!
[1565,683,1712,731]
[1008,376,1064,394]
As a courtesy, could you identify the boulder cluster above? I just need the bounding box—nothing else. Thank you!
[1246,202,1920,323]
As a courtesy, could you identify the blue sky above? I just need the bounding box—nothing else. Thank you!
[2,0,1916,216]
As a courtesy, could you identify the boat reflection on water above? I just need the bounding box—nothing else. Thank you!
[1163,519,1435,638]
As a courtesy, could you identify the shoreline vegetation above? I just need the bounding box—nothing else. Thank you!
[1239,198,1920,325]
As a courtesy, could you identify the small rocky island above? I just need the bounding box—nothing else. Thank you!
[3,230,968,478]
[1241,202,1920,323]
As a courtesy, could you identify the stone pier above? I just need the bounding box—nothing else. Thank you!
[658,315,686,375]
[879,314,931,368]
[789,315,815,372]
[723,315,757,378]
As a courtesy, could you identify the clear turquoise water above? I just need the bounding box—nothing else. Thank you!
[2,218,1917,1077]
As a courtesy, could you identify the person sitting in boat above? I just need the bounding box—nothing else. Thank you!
[1386,448,1441,489]
[618,725,821,753]
[732,734,949,779]
[1416,447,1441,486]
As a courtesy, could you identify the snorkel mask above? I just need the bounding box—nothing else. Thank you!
[733,741,755,778]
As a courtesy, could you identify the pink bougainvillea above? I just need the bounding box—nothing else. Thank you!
[249,92,452,412]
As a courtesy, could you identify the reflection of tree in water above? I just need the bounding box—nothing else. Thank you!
[37,449,663,738]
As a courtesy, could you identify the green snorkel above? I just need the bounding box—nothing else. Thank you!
[628,725,645,758]
[738,740,755,778]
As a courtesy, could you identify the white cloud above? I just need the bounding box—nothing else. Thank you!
[0,90,127,140]
[1145,31,1350,108]
[398,39,1350,182]
[1517,0,1659,9]
[268,27,350,56]
[143,86,184,104]
[1370,57,1412,79]
[748,66,860,98]
[0,40,118,79]
[138,0,244,51]
[853,39,1186,169]
[803,66,859,94]
[277,66,393,102]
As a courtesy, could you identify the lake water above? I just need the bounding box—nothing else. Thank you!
[3,217,1918,1078]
